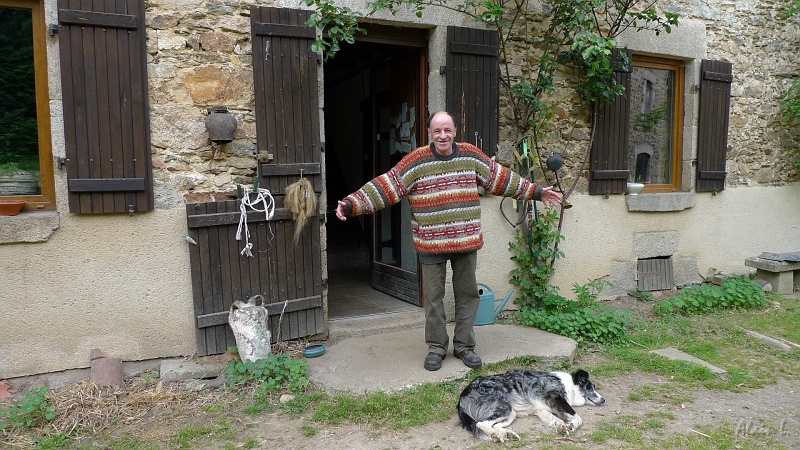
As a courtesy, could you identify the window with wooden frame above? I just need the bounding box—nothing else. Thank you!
[0,0,55,210]
[628,55,684,193]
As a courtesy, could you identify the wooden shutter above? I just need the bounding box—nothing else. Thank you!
[252,6,324,343]
[445,26,499,156]
[186,202,324,356]
[589,48,632,195]
[57,0,153,214]
[696,59,732,192]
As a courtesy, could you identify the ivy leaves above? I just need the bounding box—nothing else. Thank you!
[304,0,366,60]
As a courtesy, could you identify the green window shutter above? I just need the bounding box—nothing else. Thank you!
[58,0,153,214]
[589,48,632,195]
[696,59,732,192]
[445,26,500,157]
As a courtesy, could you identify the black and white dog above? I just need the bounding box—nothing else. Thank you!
[457,369,605,442]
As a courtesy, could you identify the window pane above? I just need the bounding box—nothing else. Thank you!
[628,66,675,185]
[0,6,41,196]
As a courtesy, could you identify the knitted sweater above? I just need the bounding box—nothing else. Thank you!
[343,143,542,264]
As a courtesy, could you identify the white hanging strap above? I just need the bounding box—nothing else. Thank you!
[236,187,275,257]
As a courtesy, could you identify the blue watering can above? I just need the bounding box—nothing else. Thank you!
[474,282,514,326]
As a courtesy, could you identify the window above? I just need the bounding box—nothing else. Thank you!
[0,0,55,210]
[590,50,701,196]
[629,55,684,192]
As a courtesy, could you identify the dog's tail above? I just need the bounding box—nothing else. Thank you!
[457,400,490,440]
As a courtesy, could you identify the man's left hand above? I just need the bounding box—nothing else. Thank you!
[540,186,563,208]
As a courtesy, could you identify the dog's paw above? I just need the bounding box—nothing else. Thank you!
[568,415,583,430]
[556,422,574,436]
[492,429,520,443]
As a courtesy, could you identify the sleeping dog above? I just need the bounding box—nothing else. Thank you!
[457,369,605,442]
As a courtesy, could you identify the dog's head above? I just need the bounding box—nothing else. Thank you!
[572,369,605,406]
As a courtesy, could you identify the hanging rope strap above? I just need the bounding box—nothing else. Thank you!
[236,187,275,257]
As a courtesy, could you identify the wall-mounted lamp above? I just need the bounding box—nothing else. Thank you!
[205,106,237,144]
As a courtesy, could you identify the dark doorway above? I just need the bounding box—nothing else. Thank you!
[324,25,428,319]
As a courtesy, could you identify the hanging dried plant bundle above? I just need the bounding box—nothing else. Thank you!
[284,177,317,244]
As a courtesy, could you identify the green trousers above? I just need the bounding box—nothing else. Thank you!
[420,251,480,357]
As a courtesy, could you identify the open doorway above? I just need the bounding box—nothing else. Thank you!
[324,25,428,319]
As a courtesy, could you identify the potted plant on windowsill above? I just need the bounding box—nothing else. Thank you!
[626,176,646,195]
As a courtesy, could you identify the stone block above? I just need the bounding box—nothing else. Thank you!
[744,255,800,294]
[632,231,680,259]
[160,360,228,383]
[90,349,124,386]
[649,347,727,376]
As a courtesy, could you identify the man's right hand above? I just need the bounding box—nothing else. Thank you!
[335,200,347,221]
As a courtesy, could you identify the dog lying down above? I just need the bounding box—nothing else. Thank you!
[457,369,604,442]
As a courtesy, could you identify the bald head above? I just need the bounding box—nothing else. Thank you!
[428,111,457,156]
[427,111,455,128]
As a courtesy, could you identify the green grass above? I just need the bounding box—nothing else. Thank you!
[169,418,237,449]
[8,295,799,450]
[585,296,800,403]
[311,381,462,429]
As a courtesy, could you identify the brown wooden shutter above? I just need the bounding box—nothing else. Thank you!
[185,202,325,356]
[445,26,499,157]
[696,59,732,192]
[57,0,153,214]
[251,6,324,343]
[589,48,632,195]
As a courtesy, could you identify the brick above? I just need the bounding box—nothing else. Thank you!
[90,349,124,386]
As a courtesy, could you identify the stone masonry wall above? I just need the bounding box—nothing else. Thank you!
[145,0,257,209]
[142,0,799,210]
[494,0,800,190]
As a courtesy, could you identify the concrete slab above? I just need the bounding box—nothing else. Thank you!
[743,329,800,352]
[649,347,728,376]
[307,323,577,393]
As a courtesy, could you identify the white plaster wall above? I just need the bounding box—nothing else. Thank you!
[472,184,800,306]
[0,208,195,378]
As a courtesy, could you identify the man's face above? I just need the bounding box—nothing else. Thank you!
[428,113,457,155]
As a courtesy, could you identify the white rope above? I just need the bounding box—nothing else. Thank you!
[236,187,275,257]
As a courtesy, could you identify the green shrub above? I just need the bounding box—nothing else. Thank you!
[653,275,768,316]
[515,280,630,345]
[0,386,56,431]
[509,211,629,345]
[224,352,309,394]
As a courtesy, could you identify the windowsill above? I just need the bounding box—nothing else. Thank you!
[625,192,695,212]
[0,210,60,244]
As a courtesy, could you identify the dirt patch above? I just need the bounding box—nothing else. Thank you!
[3,295,799,449]
[601,292,667,321]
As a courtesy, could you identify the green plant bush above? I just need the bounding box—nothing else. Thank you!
[515,279,630,345]
[653,275,768,317]
[224,352,310,394]
[509,210,629,345]
[0,386,56,431]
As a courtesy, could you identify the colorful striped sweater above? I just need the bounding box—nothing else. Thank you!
[343,143,542,264]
